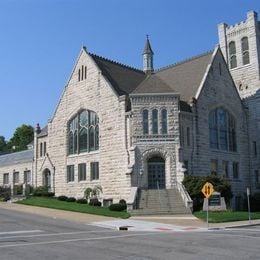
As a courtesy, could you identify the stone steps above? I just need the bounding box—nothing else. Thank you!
[130,188,191,216]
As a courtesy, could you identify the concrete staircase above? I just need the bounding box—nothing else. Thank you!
[130,188,191,216]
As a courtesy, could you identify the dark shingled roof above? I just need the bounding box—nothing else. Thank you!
[38,125,48,137]
[90,53,146,96]
[155,51,213,101]
[0,149,33,167]
[132,74,174,94]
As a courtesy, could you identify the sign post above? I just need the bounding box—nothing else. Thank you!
[201,182,215,229]
[246,187,251,224]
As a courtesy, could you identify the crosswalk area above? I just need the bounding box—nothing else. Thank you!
[91,219,209,232]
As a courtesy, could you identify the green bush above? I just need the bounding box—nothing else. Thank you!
[119,199,126,205]
[76,198,88,204]
[89,198,101,206]
[33,186,54,197]
[250,193,260,212]
[182,175,233,211]
[57,195,68,201]
[109,203,127,211]
[66,197,76,202]
[13,184,23,195]
[0,186,11,201]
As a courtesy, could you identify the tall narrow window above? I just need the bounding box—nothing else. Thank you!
[161,109,167,134]
[233,162,239,179]
[78,69,81,81]
[84,66,87,79]
[67,165,74,182]
[210,160,218,176]
[13,172,19,184]
[78,163,86,181]
[229,41,237,69]
[90,162,99,180]
[209,110,218,149]
[3,173,9,185]
[81,65,84,81]
[143,110,149,135]
[222,161,229,178]
[40,143,43,157]
[255,170,259,184]
[43,142,46,156]
[209,108,236,152]
[241,37,250,65]
[152,109,158,134]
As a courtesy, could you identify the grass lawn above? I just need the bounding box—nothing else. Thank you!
[194,210,260,223]
[16,196,130,219]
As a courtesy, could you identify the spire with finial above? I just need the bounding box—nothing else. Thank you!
[143,35,154,74]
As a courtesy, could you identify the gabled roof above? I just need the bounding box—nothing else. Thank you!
[132,74,175,94]
[0,149,33,167]
[155,51,213,101]
[37,125,48,137]
[90,53,146,96]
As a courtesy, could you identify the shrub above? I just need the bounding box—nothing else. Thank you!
[250,193,260,212]
[109,203,127,211]
[182,175,233,211]
[13,184,23,195]
[76,198,88,204]
[89,198,101,207]
[57,195,68,201]
[66,197,76,202]
[33,186,54,197]
[0,186,11,201]
[119,199,127,205]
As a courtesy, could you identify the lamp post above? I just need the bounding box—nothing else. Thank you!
[247,187,251,224]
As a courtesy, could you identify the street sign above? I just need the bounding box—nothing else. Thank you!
[201,182,214,199]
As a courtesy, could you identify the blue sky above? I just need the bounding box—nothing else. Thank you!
[0,0,259,140]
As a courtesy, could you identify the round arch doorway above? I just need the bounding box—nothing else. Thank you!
[148,156,165,189]
[43,168,51,192]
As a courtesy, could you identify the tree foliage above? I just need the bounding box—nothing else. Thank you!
[0,124,34,153]
[182,175,233,211]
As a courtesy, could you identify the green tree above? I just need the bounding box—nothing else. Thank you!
[182,175,233,211]
[8,125,34,152]
[0,136,7,153]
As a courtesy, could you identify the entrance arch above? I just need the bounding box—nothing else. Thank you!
[43,168,51,191]
[148,156,165,189]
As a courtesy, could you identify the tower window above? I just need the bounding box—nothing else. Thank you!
[152,109,158,134]
[229,41,237,69]
[143,110,149,135]
[78,66,87,82]
[241,37,250,65]
[161,109,167,134]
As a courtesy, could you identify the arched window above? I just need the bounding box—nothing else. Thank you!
[143,109,149,135]
[152,109,158,134]
[68,110,99,154]
[161,109,167,134]
[209,108,236,152]
[241,37,250,65]
[229,41,237,69]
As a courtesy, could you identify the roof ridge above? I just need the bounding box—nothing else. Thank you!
[89,53,144,74]
[155,50,213,72]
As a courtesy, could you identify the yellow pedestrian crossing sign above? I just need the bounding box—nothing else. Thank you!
[201,182,214,198]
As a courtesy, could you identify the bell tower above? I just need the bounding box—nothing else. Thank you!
[143,35,154,74]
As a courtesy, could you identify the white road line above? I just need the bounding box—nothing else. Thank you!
[0,230,43,235]
[0,232,161,249]
[0,229,117,240]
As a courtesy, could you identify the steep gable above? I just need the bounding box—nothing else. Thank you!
[90,54,146,96]
[155,52,213,101]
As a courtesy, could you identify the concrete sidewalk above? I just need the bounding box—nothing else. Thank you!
[1,202,259,230]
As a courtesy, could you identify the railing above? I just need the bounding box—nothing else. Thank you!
[176,182,193,211]
[127,186,138,211]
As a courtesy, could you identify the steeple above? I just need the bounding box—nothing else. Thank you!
[143,35,154,74]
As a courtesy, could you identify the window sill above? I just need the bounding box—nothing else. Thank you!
[67,150,99,158]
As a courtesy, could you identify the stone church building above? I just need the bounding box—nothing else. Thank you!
[0,11,259,212]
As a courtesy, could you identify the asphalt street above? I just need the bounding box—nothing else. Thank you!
[0,208,259,260]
